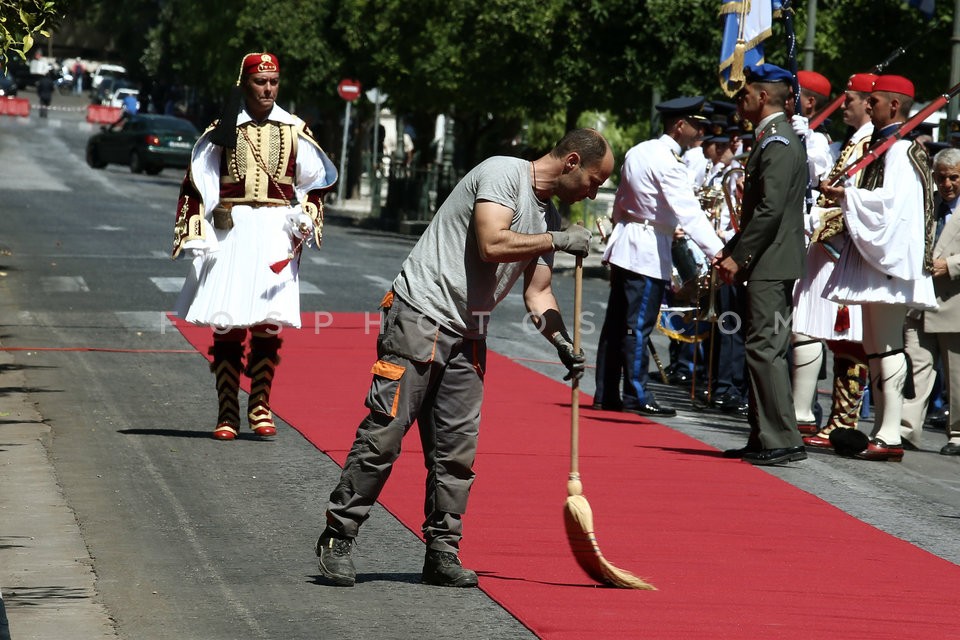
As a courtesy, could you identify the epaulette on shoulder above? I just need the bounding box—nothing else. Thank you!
[760,134,790,150]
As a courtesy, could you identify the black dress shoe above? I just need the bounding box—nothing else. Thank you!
[711,392,744,412]
[940,442,960,456]
[667,371,691,386]
[623,401,677,418]
[926,408,949,429]
[742,446,807,465]
[589,401,623,412]
[722,445,761,459]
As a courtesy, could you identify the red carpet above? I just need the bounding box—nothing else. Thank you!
[175,314,959,639]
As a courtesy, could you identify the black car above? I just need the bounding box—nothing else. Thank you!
[0,70,17,97]
[86,114,199,175]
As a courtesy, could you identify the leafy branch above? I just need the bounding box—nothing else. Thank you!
[0,0,61,66]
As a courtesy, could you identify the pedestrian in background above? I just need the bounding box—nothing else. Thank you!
[901,147,960,455]
[171,52,337,441]
[36,72,55,119]
[315,128,611,588]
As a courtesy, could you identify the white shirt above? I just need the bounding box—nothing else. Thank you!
[603,135,724,280]
[823,134,937,309]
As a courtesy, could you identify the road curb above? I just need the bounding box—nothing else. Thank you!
[0,346,117,639]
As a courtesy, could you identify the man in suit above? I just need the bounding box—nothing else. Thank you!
[820,75,937,461]
[901,147,960,455]
[715,64,808,465]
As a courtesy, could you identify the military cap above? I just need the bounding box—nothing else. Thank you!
[872,75,914,98]
[702,113,731,143]
[797,70,831,97]
[744,63,793,84]
[846,73,878,93]
[655,96,711,124]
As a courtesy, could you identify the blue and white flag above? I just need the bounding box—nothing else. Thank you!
[908,0,936,20]
[718,0,782,97]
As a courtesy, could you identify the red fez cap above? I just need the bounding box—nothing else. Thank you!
[241,52,279,77]
[872,75,914,98]
[846,73,878,93]
[797,70,831,97]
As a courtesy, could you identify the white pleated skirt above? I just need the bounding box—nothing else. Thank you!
[823,240,937,312]
[175,205,304,328]
[792,243,862,341]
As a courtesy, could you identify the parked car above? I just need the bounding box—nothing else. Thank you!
[86,114,199,175]
[107,87,140,110]
[0,71,18,97]
[90,77,138,105]
[90,63,126,91]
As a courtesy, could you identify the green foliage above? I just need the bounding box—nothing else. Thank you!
[60,0,960,165]
[0,0,61,65]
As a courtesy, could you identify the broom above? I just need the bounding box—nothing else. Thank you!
[563,256,656,590]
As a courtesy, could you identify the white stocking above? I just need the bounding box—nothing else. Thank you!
[791,338,823,424]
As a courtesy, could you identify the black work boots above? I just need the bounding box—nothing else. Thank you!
[421,549,478,588]
[315,531,356,587]
[315,532,478,588]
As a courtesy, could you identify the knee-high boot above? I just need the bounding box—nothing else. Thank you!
[246,333,282,437]
[210,340,243,440]
[826,356,868,432]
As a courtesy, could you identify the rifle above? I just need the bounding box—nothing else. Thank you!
[831,80,960,187]
[808,22,939,131]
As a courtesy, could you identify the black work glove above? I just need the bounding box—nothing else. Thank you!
[549,225,592,258]
[550,332,586,381]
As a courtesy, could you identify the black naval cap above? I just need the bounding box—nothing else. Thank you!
[656,96,711,125]
[744,63,793,84]
[702,114,731,143]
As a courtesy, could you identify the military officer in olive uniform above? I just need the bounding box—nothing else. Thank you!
[715,64,808,465]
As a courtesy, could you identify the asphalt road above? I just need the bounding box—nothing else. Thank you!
[1,95,959,640]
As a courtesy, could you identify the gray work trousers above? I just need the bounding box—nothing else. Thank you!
[325,295,485,553]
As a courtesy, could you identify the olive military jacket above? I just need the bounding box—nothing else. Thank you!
[725,112,807,281]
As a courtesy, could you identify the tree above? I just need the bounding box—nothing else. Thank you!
[0,0,62,66]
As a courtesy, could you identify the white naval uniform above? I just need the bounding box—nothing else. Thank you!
[604,135,724,278]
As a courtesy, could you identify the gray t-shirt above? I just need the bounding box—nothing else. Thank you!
[392,156,560,338]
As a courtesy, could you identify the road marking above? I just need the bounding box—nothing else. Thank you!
[150,277,185,293]
[299,281,323,295]
[41,276,89,292]
[362,274,393,290]
[0,134,71,192]
[306,255,341,266]
[114,311,177,332]
[94,224,124,232]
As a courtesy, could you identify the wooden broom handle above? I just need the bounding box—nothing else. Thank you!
[569,256,583,482]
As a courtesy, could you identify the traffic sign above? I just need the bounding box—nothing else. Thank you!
[337,78,362,101]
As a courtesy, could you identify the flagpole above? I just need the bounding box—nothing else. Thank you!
[950,0,960,121]
[802,0,817,70]
[781,0,801,115]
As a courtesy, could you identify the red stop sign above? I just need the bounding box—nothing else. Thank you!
[337,78,362,101]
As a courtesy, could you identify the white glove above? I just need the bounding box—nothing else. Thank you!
[285,212,313,239]
[791,114,810,139]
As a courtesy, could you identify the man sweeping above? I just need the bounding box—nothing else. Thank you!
[315,129,614,587]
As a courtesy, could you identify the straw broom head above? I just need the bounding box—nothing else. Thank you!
[563,493,655,590]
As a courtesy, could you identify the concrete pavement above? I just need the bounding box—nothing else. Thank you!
[0,345,117,639]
